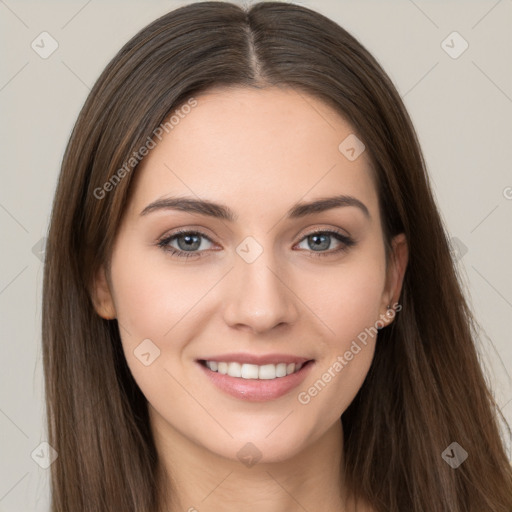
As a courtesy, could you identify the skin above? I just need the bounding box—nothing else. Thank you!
[92,86,408,512]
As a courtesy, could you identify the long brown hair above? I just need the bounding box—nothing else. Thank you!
[42,2,512,511]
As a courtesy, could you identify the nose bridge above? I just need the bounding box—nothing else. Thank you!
[222,237,298,332]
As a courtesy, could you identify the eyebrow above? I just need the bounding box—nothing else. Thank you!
[140,194,370,221]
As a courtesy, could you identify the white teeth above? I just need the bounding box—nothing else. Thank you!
[227,362,242,378]
[241,364,259,379]
[259,364,276,380]
[204,360,304,379]
[275,363,287,378]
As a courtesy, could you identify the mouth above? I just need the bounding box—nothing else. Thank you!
[196,357,315,401]
[198,359,311,379]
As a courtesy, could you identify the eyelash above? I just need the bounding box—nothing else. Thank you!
[157,228,355,259]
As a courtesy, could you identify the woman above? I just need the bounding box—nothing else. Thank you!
[42,1,512,511]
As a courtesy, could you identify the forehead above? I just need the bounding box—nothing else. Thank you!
[128,86,378,219]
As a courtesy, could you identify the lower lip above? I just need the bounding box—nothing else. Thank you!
[197,360,315,402]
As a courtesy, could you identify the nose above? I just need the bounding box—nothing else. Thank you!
[222,251,300,334]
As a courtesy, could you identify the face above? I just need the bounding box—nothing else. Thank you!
[93,86,407,464]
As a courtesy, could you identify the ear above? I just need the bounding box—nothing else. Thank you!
[379,233,408,326]
[90,265,117,320]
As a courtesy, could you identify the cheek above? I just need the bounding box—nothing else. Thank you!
[294,251,386,416]
[108,242,229,403]
[109,243,218,344]
[108,245,215,427]
[302,251,387,345]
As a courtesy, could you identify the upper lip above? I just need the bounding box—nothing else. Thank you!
[198,353,313,366]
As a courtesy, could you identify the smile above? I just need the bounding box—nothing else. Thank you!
[197,358,315,401]
[202,360,304,380]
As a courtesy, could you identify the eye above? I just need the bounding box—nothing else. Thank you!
[295,230,355,257]
[157,228,355,260]
[157,230,215,258]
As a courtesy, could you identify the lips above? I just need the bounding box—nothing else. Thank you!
[196,353,315,401]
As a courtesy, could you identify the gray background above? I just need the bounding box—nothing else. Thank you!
[1,0,511,510]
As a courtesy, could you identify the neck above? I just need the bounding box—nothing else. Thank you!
[150,406,348,512]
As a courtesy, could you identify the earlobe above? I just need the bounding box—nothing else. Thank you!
[90,265,117,320]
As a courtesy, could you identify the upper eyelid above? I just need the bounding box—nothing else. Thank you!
[296,226,351,239]
[159,227,215,242]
